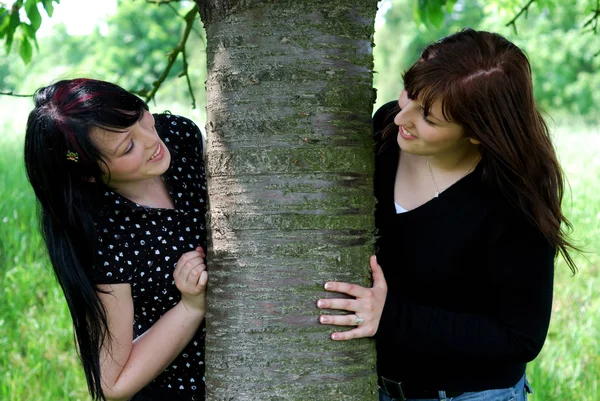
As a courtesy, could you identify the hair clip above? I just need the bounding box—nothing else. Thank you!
[66,150,79,162]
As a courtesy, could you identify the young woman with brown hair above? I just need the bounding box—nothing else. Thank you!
[318,28,578,401]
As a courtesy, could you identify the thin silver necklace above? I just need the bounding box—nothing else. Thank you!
[427,155,481,198]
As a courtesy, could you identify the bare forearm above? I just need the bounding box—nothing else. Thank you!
[103,301,204,400]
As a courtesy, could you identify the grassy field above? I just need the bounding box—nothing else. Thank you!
[0,117,89,400]
[525,120,600,400]
[1,107,598,400]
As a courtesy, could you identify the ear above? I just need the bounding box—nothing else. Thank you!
[468,137,481,145]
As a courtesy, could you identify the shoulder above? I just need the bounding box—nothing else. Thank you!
[373,101,398,130]
[373,101,398,134]
[155,113,201,132]
[373,101,399,153]
[154,113,204,154]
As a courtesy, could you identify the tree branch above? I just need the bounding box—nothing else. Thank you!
[179,48,196,108]
[0,91,33,98]
[145,0,182,4]
[164,1,205,39]
[582,0,600,34]
[506,0,536,35]
[139,3,198,106]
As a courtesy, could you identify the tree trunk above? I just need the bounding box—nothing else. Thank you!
[198,1,379,399]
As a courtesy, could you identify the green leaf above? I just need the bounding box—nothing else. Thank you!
[412,0,423,24]
[414,0,446,28]
[20,22,35,39]
[5,9,21,54]
[445,0,457,14]
[20,23,39,50]
[24,0,42,31]
[427,5,444,27]
[19,36,32,63]
[0,10,10,39]
[41,0,56,17]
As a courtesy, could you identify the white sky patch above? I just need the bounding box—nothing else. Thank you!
[36,0,117,37]
[376,0,392,28]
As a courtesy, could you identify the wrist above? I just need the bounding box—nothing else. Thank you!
[178,298,205,319]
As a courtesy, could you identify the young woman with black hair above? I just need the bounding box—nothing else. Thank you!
[317,28,578,401]
[24,78,208,401]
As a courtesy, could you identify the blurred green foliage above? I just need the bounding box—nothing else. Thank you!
[1,0,598,121]
[0,0,206,109]
[374,0,600,122]
[0,0,59,64]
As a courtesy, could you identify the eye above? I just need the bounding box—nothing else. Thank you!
[420,108,436,126]
[423,116,437,126]
[124,141,134,154]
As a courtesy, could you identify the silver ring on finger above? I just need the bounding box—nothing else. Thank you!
[354,314,364,326]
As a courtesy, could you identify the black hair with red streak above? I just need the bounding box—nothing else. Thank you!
[24,78,147,400]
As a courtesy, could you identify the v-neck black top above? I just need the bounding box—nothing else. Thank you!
[373,101,555,391]
[92,114,207,395]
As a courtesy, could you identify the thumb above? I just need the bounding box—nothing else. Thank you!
[199,270,208,287]
[370,255,387,289]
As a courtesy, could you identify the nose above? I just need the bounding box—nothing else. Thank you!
[393,109,403,126]
[138,111,158,148]
[394,105,414,128]
[394,89,414,127]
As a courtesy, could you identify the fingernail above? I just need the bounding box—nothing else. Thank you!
[319,316,327,324]
[331,333,338,340]
[324,282,331,290]
[317,300,324,308]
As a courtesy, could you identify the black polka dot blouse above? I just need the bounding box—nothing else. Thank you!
[92,114,207,396]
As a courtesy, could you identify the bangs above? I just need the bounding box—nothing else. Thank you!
[402,59,458,123]
[60,79,149,132]
[93,107,147,133]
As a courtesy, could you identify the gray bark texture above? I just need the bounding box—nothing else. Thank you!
[198,1,379,399]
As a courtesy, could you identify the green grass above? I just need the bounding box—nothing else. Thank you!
[1,114,598,400]
[525,122,600,400]
[0,119,89,400]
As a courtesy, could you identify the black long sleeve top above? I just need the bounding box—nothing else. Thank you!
[373,101,555,391]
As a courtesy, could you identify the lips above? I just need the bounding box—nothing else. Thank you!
[399,125,417,140]
[149,143,163,162]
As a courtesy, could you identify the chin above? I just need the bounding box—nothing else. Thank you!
[397,140,414,152]
[155,146,171,166]
[398,144,427,157]
[161,154,172,173]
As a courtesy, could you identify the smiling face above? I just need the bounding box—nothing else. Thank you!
[90,110,171,188]
[393,89,479,157]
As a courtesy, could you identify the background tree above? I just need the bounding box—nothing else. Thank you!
[373,0,600,122]
[3,0,600,121]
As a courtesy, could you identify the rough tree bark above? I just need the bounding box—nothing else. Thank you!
[198,1,379,399]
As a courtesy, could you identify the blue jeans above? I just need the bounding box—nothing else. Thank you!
[379,374,532,401]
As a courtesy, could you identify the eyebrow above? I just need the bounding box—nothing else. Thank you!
[420,106,444,123]
[112,132,132,155]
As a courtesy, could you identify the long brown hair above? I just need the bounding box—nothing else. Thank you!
[399,28,578,273]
